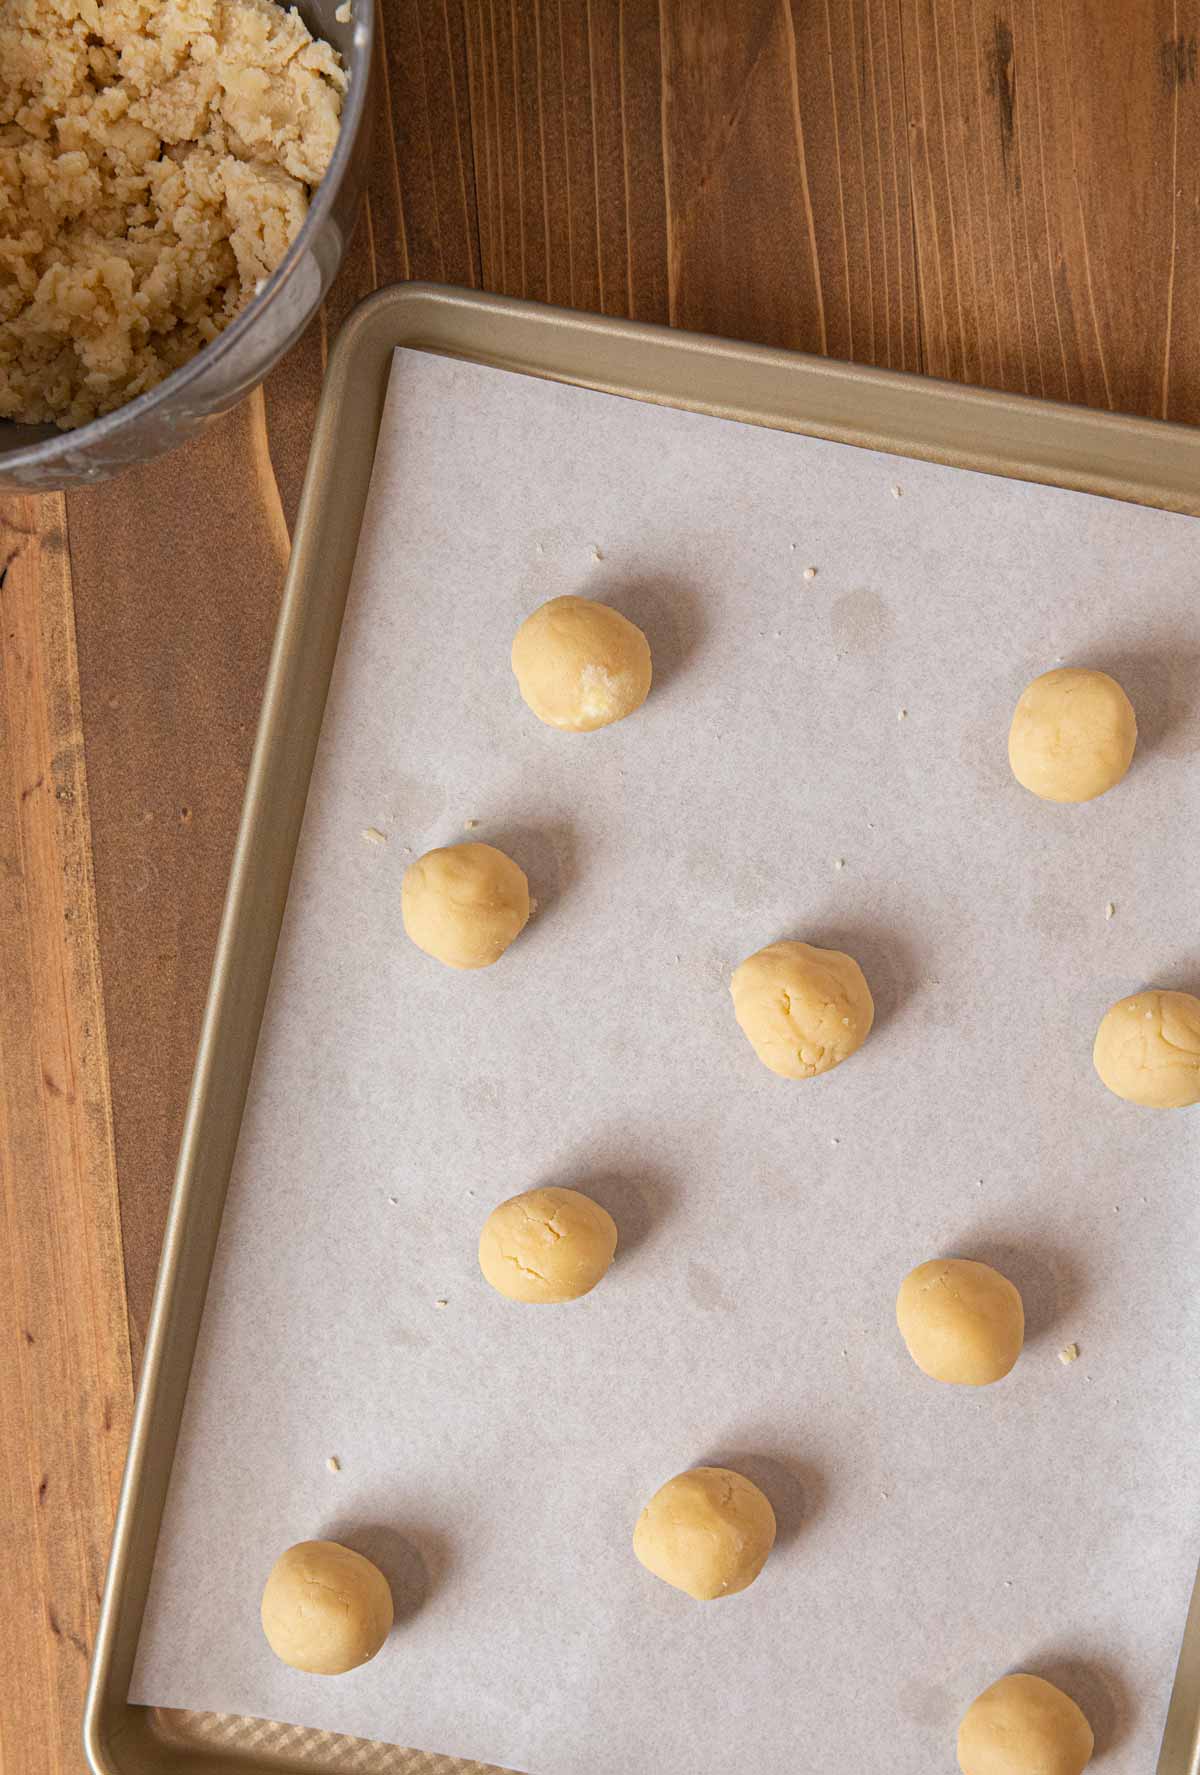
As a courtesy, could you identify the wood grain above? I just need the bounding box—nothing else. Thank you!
[899,0,1195,413]
[461,0,1199,404]
[4,2,1199,1770]
[67,393,290,1367]
[0,498,134,1775]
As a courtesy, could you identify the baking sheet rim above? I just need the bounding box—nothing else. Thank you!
[84,282,1200,1775]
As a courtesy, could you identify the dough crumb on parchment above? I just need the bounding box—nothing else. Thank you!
[1059,1343,1080,1364]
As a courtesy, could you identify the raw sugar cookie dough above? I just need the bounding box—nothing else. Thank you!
[402,842,530,970]
[511,595,652,731]
[1007,667,1136,803]
[730,940,874,1079]
[1093,988,1200,1108]
[478,1186,617,1303]
[261,1540,393,1675]
[633,1467,776,1600]
[897,1258,1024,1385]
[958,1672,1093,1775]
[0,0,346,428]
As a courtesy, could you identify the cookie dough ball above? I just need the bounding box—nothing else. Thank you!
[634,1466,776,1601]
[479,1186,618,1303]
[897,1258,1024,1386]
[1008,667,1136,803]
[1093,988,1200,1108]
[261,1541,393,1675]
[402,842,530,970]
[511,595,652,731]
[730,940,874,1079]
[958,1673,1094,1775]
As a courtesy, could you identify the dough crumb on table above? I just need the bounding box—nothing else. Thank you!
[0,0,346,428]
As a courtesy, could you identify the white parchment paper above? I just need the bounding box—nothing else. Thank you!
[132,349,1200,1773]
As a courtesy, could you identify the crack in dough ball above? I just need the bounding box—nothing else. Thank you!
[511,595,652,731]
[261,1540,393,1675]
[633,1466,776,1601]
[1007,667,1136,803]
[402,842,530,970]
[958,1673,1094,1775]
[478,1186,617,1303]
[730,940,874,1079]
[1093,988,1200,1108]
[897,1258,1024,1386]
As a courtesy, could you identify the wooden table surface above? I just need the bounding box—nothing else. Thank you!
[2,3,1197,1768]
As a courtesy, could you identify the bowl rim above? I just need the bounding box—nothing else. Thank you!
[0,0,376,477]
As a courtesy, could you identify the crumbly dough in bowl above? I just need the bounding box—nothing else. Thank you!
[0,0,345,428]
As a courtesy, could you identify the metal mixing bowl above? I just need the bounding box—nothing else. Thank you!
[0,0,374,492]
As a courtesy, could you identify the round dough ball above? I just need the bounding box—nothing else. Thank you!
[730,940,874,1079]
[401,842,530,970]
[1093,988,1200,1108]
[897,1258,1024,1386]
[633,1466,776,1601]
[511,595,652,731]
[479,1186,618,1303]
[958,1673,1094,1775]
[1007,667,1136,803]
[261,1540,393,1675]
